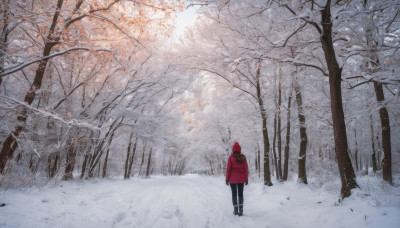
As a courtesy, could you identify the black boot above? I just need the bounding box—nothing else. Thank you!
[233,205,238,215]
[238,205,243,216]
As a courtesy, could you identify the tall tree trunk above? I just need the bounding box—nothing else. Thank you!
[354,129,359,172]
[376,135,381,170]
[138,146,146,177]
[47,152,60,178]
[127,138,137,178]
[0,0,10,88]
[102,131,114,178]
[374,82,392,183]
[320,0,357,198]
[272,113,279,178]
[363,0,392,184]
[255,150,258,173]
[283,89,292,181]
[256,65,272,186]
[145,148,152,177]
[0,0,64,173]
[124,132,134,179]
[62,131,78,181]
[369,114,378,173]
[277,72,283,180]
[80,154,91,179]
[294,83,307,184]
[257,144,261,178]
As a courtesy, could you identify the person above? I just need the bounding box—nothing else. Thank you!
[225,142,248,216]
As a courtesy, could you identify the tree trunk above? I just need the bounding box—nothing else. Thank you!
[127,138,137,178]
[369,114,378,173]
[255,150,258,173]
[138,147,146,177]
[0,0,10,88]
[354,129,359,172]
[272,113,279,178]
[102,131,114,178]
[294,83,307,184]
[47,152,60,178]
[363,0,392,184]
[376,135,381,170]
[0,0,64,173]
[145,148,152,177]
[277,73,283,180]
[80,154,91,179]
[62,132,78,181]
[124,132,134,179]
[257,144,261,178]
[320,0,357,198]
[283,89,292,181]
[256,65,272,186]
[0,127,22,173]
[374,82,392,183]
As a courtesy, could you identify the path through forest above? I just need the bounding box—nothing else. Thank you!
[1,175,399,228]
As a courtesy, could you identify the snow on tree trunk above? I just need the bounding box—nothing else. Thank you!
[295,82,307,184]
[283,89,292,181]
[374,82,392,184]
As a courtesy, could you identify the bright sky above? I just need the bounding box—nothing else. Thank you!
[172,5,199,38]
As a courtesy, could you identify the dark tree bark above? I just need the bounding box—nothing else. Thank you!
[127,138,137,178]
[80,154,91,179]
[374,82,392,183]
[294,83,307,184]
[320,0,358,198]
[283,89,292,181]
[369,114,378,173]
[257,144,261,178]
[272,112,279,178]
[277,73,283,180]
[255,151,258,172]
[102,131,114,178]
[0,0,65,173]
[376,135,381,170]
[354,129,359,172]
[256,66,272,186]
[47,152,60,178]
[62,133,78,181]
[124,132,134,179]
[363,0,392,184]
[138,147,146,177]
[145,148,152,177]
[0,0,11,87]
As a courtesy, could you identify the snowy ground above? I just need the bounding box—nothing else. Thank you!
[1,174,399,228]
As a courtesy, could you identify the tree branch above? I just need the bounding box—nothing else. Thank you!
[192,67,258,100]
[282,22,307,47]
[0,95,101,131]
[0,47,112,78]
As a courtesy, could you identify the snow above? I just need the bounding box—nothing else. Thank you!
[1,175,399,228]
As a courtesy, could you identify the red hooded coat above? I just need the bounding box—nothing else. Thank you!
[225,142,249,184]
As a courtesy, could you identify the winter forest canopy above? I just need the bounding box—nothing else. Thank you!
[0,0,400,206]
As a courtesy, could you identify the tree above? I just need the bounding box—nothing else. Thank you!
[0,0,183,175]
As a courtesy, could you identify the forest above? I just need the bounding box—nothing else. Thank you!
[0,0,400,228]
[0,1,399,225]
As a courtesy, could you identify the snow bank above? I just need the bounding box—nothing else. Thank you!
[0,175,399,228]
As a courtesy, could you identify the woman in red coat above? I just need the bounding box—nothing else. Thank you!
[225,142,248,216]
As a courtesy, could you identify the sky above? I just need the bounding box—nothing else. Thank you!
[172,5,199,38]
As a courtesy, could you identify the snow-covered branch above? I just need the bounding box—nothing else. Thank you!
[0,95,102,131]
[0,48,112,78]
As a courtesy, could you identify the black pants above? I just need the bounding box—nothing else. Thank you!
[230,183,244,206]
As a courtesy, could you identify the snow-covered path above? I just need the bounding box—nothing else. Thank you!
[1,175,399,228]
